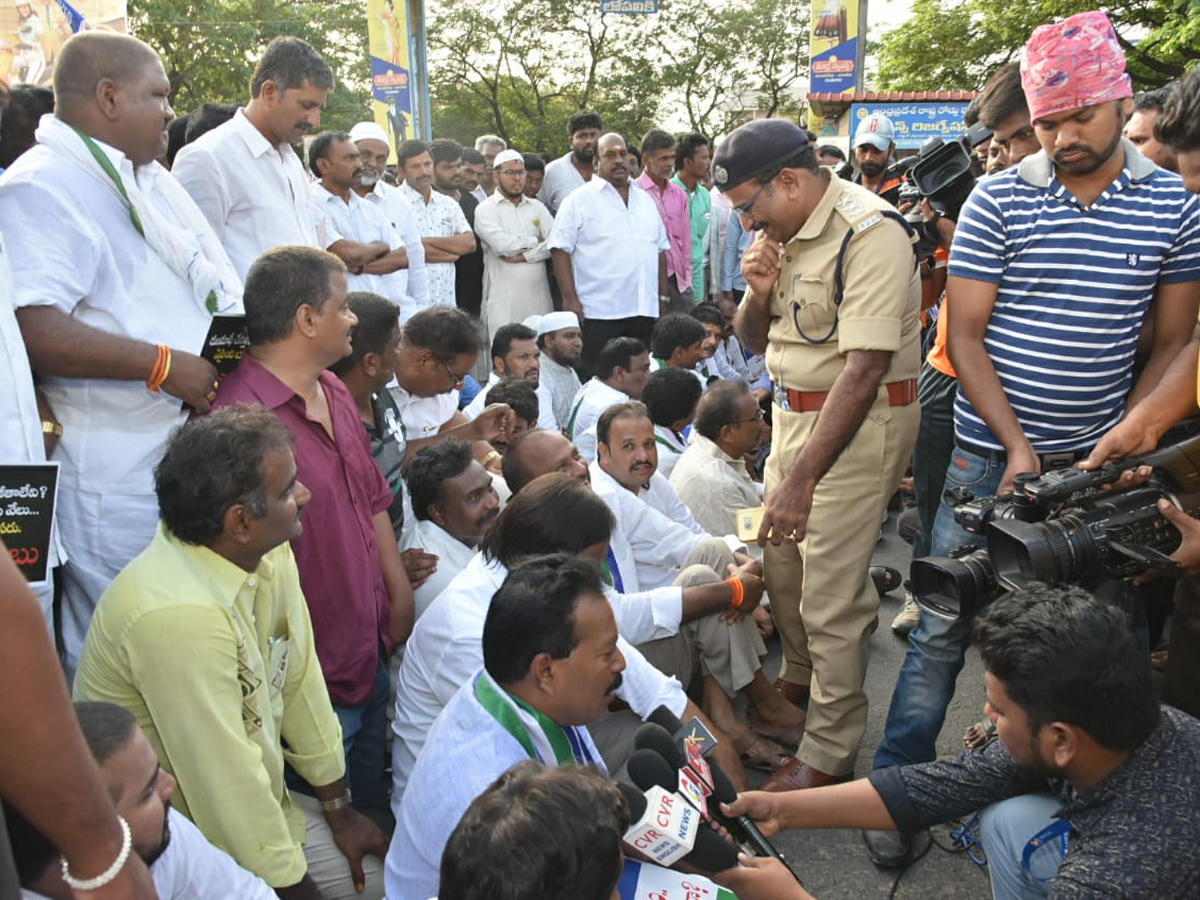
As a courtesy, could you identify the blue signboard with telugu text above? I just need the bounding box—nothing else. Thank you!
[849,102,971,151]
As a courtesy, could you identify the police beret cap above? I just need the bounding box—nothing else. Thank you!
[711,119,809,191]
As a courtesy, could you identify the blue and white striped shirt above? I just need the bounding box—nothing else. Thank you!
[948,142,1200,452]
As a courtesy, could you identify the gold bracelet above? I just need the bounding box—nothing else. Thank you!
[41,420,63,437]
[482,449,502,468]
[319,789,353,812]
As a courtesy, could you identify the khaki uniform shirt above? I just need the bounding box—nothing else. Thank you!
[765,175,921,393]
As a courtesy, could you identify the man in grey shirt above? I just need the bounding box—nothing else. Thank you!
[715,584,1200,900]
[538,111,601,215]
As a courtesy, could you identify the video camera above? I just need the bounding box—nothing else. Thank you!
[902,135,978,259]
[911,432,1200,621]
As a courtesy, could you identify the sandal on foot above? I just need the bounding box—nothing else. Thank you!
[747,712,804,753]
[870,565,903,597]
[733,733,791,773]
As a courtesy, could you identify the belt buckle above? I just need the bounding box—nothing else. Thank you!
[773,384,792,412]
[1040,451,1075,471]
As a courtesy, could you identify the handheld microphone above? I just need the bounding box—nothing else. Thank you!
[643,708,801,883]
[616,781,739,873]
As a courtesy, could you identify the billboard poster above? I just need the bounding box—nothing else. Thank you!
[367,0,413,160]
[809,0,858,94]
[0,0,126,87]
[849,101,972,150]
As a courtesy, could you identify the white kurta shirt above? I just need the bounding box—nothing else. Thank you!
[589,462,744,592]
[359,180,430,316]
[310,183,410,307]
[172,108,317,280]
[402,517,478,622]
[548,177,669,320]
[653,424,690,480]
[398,183,471,308]
[390,553,686,803]
[474,191,554,335]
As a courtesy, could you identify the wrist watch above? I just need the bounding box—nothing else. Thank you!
[41,420,63,437]
[320,789,353,812]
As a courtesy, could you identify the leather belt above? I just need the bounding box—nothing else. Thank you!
[775,378,918,414]
[954,438,1087,470]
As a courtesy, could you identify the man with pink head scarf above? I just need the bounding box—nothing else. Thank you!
[862,8,1200,873]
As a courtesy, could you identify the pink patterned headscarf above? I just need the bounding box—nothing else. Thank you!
[1019,10,1132,122]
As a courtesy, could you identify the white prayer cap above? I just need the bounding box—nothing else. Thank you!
[523,315,544,333]
[349,122,390,145]
[493,148,524,168]
[537,311,580,335]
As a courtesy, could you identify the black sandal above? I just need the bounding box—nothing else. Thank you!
[870,565,903,597]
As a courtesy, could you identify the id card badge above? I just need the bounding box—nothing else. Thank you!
[736,506,766,542]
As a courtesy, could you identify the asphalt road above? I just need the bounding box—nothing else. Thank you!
[747,509,995,900]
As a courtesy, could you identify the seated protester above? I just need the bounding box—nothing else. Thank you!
[387,555,624,900]
[534,311,584,431]
[401,441,500,622]
[75,408,388,900]
[391,474,742,806]
[462,323,549,429]
[208,248,414,819]
[567,337,652,461]
[438,762,628,900]
[716,585,1200,900]
[643,366,704,478]
[390,307,514,491]
[714,294,767,389]
[670,380,766,541]
[6,701,277,900]
[649,313,707,385]
[690,302,744,383]
[502,433,787,774]
[589,406,803,764]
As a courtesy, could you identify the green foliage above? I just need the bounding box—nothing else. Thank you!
[875,0,1200,92]
[129,0,370,131]
[427,0,810,153]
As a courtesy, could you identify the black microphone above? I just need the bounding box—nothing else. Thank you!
[642,708,800,882]
[615,781,739,873]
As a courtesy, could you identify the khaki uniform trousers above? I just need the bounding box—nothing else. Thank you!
[764,392,919,776]
[637,537,766,699]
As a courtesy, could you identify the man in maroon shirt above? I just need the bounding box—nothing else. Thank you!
[213,245,414,817]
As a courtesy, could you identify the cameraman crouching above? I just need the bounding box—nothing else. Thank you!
[1079,64,1200,720]
[714,585,1200,900]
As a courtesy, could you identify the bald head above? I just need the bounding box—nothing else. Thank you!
[502,430,590,494]
[52,32,173,166]
[54,32,160,110]
[596,132,631,187]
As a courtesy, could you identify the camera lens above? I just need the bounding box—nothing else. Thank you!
[911,548,1000,620]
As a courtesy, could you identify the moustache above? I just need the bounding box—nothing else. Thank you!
[606,672,624,695]
[477,507,500,528]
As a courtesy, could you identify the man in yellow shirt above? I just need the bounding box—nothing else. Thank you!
[74,406,388,900]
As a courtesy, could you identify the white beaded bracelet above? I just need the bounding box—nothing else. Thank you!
[61,815,132,892]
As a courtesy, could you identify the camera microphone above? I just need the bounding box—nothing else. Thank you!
[616,776,739,873]
[641,708,801,882]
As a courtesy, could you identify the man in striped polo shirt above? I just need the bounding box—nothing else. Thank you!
[866,11,1200,868]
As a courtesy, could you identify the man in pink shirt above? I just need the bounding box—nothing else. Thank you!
[212,246,415,818]
[637,130,694,313]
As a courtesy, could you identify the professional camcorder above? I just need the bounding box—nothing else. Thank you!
[911,432,1200,621]
[902,135,978,259]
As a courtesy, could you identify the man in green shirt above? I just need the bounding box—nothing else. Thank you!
[672,133,713,301]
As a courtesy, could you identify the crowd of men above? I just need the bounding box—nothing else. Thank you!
[1,8,1199,900]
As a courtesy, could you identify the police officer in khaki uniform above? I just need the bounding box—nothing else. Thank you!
[714,119,921,790]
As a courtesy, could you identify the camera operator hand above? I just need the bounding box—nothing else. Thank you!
[999,443,1040,496]
[1079,413,1164,472]
[1134,500,1200,583]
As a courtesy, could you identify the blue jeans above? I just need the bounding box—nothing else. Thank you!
[979,793,1061,900]
[875,446,1002,768]
[911,363,958,560]
[334,658,392,813]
